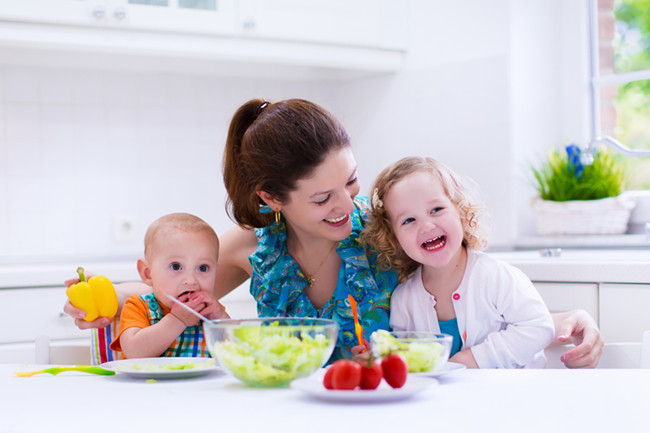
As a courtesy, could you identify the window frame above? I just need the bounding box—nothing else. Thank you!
[588,0,650,147]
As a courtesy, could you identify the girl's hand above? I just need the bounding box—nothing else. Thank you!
[350,339,370,358]
[449,349,478,368]
[555,310,604,368]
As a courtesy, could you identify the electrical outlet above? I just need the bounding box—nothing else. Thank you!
[112,214,137,243]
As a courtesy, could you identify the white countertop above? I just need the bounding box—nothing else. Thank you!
[3,364,649,433]
[487,249,650,283]
[0,260,139,288]
[2,248,649,289]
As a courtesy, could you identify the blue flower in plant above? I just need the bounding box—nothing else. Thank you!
[565,143,584,178]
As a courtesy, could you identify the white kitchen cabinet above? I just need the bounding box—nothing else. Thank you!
[0,0,236,36]
[0,287,90,363]
[599,283,650,343]
[533,282,599,324]
[0,287,90,344]
[236,0,406,50]
[0,0,406,77]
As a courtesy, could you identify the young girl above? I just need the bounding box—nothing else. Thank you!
[362,156,555,368]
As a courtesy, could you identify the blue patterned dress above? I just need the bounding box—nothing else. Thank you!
[249,196,398,361]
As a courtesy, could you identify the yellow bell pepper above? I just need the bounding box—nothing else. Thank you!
[66,267,118,321]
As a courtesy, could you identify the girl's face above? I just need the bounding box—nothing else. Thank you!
[384,170,465,271]
[143,229,218,309]
[280,146,360,244]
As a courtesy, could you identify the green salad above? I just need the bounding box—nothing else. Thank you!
[371,330,444,373]
[213,325,333,387]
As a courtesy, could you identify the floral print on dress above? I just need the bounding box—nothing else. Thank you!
[249,196,398,361]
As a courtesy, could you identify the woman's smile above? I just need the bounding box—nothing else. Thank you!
[324,214,349,226]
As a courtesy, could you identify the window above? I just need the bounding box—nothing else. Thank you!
[591,0,650,189]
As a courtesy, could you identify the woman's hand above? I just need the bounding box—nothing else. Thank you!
[449,349,478,368]
[552,310,604,368]
[63,275,113,329]
[63,277,150,330]
[63,299,114,329]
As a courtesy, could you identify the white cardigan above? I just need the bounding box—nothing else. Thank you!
[390,249,555,368]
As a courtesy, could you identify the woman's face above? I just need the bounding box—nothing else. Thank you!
[281,146,360,243]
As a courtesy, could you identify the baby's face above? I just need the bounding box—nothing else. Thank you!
[146,229,218,309]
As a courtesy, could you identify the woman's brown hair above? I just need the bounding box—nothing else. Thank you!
[223,99,350,228]
[361,156,488,283]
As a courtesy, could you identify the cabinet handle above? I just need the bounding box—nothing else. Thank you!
[92,5,105,19]
[113,7,127,20]
[243,18,256,30]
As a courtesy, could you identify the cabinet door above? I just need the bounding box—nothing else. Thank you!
[0,0,106,27]
[533,282,599,324]
[600,283,650,343]
[109,0,236,35]
[236,0,382,47]
[0,288,89,344]
[0,0,236,36]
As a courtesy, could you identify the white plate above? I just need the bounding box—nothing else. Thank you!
[412,361,466,377]
[100,357,219,379]
[291,371,437,402]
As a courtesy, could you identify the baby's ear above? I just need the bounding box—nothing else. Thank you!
[137,258,153,286]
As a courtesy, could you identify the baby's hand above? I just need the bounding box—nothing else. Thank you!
[192,291,230,320]
[169,292,208,327]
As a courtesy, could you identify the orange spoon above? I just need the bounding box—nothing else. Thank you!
[348,294,364,346]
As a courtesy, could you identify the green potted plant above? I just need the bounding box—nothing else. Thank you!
[530,144,637,235]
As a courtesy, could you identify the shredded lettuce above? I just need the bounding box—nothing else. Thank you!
[371,329,444,373]
[214,325,333,387]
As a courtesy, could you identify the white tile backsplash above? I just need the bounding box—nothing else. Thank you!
[0,64,336,262]
[5,102,41,142]
[4,67,40,103]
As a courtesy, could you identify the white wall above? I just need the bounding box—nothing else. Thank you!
[0,69,336,263]
[0,0,590,263]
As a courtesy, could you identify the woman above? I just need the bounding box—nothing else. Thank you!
[65,98,603,366]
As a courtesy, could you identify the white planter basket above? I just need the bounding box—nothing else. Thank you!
[531,195,638,236]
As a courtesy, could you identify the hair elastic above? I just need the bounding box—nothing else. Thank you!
[256,101,270,114]
[372,188,383,208]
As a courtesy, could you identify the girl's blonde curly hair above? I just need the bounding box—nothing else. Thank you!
[361,156,488,283]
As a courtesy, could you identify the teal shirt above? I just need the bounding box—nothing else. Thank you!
[249,196,398,361]
[439,318,462,357]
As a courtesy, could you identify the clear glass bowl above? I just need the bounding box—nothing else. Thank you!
[371,331,453,373]
[203,318,338,388]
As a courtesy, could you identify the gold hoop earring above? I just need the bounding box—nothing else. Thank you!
[275,210,281,225]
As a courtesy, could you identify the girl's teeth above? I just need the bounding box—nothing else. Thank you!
[326,215,346,223]
[423,236,445,250]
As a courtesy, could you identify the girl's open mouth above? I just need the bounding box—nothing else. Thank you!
[422,236,446,251]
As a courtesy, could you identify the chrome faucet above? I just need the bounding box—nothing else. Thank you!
[580,135,650,165]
